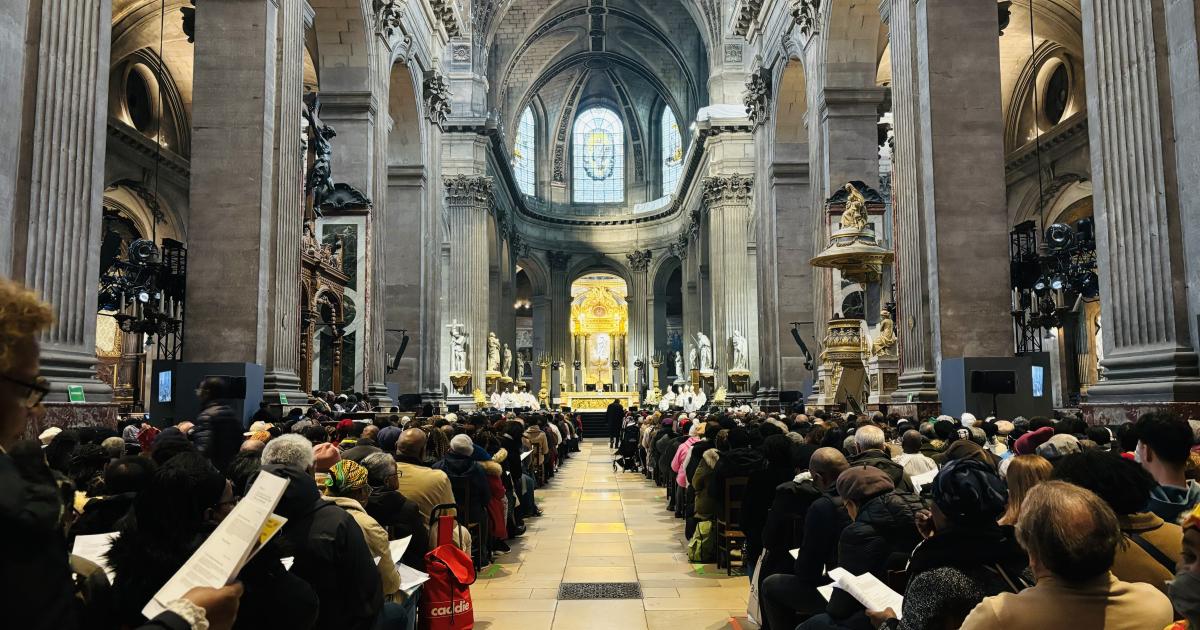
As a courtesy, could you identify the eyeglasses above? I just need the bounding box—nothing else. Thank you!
[0,374,50,408]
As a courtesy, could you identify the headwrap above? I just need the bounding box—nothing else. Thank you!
[930,458,1008,524]
[249,430,272,443]
[326,459,369,495]
[1181,503,1200,530]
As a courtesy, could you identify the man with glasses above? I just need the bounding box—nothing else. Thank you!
[0,277,244,629]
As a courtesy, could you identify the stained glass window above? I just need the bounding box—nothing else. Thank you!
[662,107,683,196]
[513,107,536,196]
[573,107,625,203]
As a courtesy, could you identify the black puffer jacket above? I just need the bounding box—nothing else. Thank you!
[827,490,924,621]
[849,449,914,493]
[192,402,242,472]
[265,463,382,630]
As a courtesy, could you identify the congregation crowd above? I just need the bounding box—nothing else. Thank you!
[621,402,1200,630]
[0,277,581,630]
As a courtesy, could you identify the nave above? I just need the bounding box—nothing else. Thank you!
[474,439,756,630]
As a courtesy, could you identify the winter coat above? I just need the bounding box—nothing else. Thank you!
[740,460,797,567]
[433,451,490,524]
[393,455,457,524]
[672,436,700,487]
[849,448,915,493]
[761,475,823,556]
[710,446,767,512]
[827,490,924,621]
[481,456,509,539]
[692,449,721,519]
[1147,480,1200,523]
[365,487,429,568]
[192,402,242,472]
[1112,512,1183,595]
[325,495,402,601]
[264,463,382,630]
[894,525,1031,630]
[524,426,549,470]
[70,491,136,540]
[794,489,851,586]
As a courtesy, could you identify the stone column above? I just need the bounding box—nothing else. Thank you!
[385,165,427,394]
[546,251,572,369]
[185,0,274,362]
[705,175,759,385]
[262,0,308,405]
[819,87,887,196]
[881,0,938,405]
[1081,0,1200,415]
[7,0,113,408]
[626,250,653,391]
[444,175,493,391]
[770,158,814,395]
[681,235,701,372]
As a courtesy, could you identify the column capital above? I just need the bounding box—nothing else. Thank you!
[743,67,772,129]
[627,249,653,273]
[546,250,571,271]
[703,173,755,205]
[444,174,493,207]
[670,234,689,261]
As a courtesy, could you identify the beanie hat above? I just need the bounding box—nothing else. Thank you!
[930,458,1008,524]
[377,426,403,452]
[326,459,368,495]
[1036,433,1081,461]
[995,420,1014,435]
[1013,426,1055,455]
[312,442,341,472]
[836,465,895,504]
[941,439,998,469]
[450,434,474,456]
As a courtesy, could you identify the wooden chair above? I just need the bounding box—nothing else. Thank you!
[449,475,490,569]
[716,476,749,575]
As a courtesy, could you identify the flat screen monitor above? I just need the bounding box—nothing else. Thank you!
[1031,365,1045,398]
[158,370,173,403]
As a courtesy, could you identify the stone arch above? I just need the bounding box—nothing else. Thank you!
[566,253,633,288]
[820,0,888,89]
[516,253,551,297]
[773,59,809,161]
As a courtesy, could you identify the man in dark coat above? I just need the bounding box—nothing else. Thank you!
[263,462,382,630]
[192,377,243,473]
[607,399,625,448]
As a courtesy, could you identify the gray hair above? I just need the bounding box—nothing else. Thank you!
[101,436,125,459]
[361,452,397,487]
[854,425,885,452]
[261,434,315,470]
[1015,480,1120,582]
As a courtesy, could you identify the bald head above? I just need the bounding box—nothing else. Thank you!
[901,430,923,454]
[240,439,266,454]
[362,425,379,441]
[809,447,849,491]
[397,428,427,458]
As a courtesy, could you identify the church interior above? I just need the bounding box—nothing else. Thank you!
[3,0,1200,628]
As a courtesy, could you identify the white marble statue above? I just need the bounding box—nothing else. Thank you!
[448,320,468,373]
[696,332,713,372]
[487,332,501,372]
[674,351,684,378]
[688,345,697,372]
[1095,314,1105,381]
[731,331,748,371]
[502,343,513,377]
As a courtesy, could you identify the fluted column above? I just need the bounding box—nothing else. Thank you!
[882,0,938,403]
[546,251,572,370]
[627,250,653,391]
[444,175,493,391]
[705,175,759,386]
[262,0,308,404]
[7,0,113,403]
[1081,0,1200,405]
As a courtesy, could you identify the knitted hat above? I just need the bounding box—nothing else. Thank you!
[836,465,895,504]
[1013,426,1055,455]
[325,459,369,495]
[312,442,341,472]
[1036,433,1081,461]
[336,419,354,431]
[377,426,403,452]
[930,458,1008,524]
[450,433,474,456]
[995,420,1015,435]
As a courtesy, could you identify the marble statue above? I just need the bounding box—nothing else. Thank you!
[731,331,748,370]
[502,343,513,377]
[448,320,468,373]
[839,183,869,231]
[696,332,713,372]
[688,345,697,372]
[870,308,898,357]
[674,351,684,378]
[487,332,500,372]
[1095,314,1105,380]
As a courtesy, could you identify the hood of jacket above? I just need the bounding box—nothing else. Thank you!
[1148,480,1200,517]
[435,452,479,477]
[260,463,324,520]
[702,448,721,468]
[855,490,924,536]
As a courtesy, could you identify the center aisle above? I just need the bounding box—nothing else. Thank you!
[473,439,759,630]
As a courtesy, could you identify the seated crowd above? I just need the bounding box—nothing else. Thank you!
[630,404,1200,630]
[0,278,581,630]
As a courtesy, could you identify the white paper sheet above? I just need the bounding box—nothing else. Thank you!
[910,469,938,493]
[520,450,532,461]
[817,584,835,601]
[388,536,412,563]
[397,563,430,596]
[789,548,799,559]
[72,532,118,582]
[141,472,289,619]
[840,572,904,619]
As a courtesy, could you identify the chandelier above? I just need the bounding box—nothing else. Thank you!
[1010,219,1098,345]
[98,239,184,341]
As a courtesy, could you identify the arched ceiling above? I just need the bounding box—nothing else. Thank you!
[485,0,709,139]
[111,0,195,118]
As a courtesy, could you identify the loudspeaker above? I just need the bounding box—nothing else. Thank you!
[970,370,1016,395]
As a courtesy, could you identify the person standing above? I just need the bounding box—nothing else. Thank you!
[193,377,243,473]
[607,398,624,449]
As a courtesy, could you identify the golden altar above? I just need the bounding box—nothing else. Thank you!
[561,391,639,411]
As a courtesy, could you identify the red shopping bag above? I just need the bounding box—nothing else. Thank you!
[419,509,476,630]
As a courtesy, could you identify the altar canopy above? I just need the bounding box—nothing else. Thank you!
[570,275,628,390]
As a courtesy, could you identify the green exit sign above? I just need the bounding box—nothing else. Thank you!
[67,385,85,403]
[279,393,288,405]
